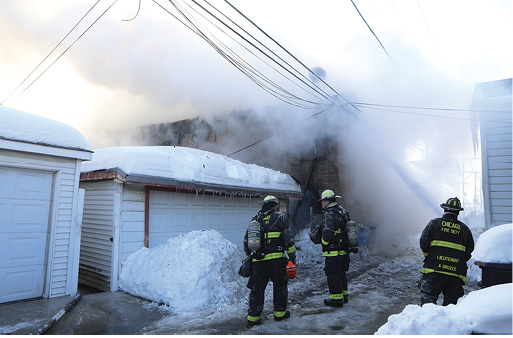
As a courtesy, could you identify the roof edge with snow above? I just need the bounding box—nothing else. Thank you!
[0,138,92,161]
[80,167,303,198]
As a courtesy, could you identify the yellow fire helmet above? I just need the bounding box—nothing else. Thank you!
[319,189,342,201]
[260,195,280,206]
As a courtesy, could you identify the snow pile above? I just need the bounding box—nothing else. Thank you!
[294,227,322,265]
[118,230,247,312]
[81,146,301,193]
[0,106,91,151]
[375,283,512,335]
[472,223,512,263]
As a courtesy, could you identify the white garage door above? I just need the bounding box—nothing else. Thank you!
[149,190,261,249]
[0,167,53,303]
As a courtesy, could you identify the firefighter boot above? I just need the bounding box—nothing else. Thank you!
[324,298,344,307]
[274,310,290,321]
[344,295,349,303]
[246,315,261,327]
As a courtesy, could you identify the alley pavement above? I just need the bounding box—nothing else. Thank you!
[0,286,165,335]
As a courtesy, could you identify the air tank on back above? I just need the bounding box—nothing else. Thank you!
[346,220,359,247]
[247,220,261,252]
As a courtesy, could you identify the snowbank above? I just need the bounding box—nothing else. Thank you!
[0,106,91,151]
[116,225,511,334]
[375,283,512,335]
[472,223,512,263]
[81,146,301,193]
[118,230,247,312]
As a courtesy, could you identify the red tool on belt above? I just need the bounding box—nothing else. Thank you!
[286,260,296,278]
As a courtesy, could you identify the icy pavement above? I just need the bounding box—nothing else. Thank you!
[119,227,482,335]
[42,227,484,335]
[138,248,441,335]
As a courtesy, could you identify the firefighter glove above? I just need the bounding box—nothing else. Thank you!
[288,251,296,265]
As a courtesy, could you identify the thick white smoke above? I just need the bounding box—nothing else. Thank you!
[2,0,508,249]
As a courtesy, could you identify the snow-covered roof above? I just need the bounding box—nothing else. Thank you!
[80,146,302,197]
[0,106,91,152]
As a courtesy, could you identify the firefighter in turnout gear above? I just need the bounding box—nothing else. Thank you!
[310,189,354,307]
[419,197,474,306]
[243,195,296,325]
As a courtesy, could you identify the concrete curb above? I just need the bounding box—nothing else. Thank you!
[37,293,82,335]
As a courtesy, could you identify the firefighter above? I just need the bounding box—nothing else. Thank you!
[419,197,474,306]
[310,189,355,307]
[243,195,296,326]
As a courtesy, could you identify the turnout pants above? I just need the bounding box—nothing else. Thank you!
[324,255,350,300]
[419,272,464,306]
[247,257,288,321]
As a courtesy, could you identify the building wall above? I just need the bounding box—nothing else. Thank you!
[79,180,293,291]
[0,148,83,299]
[79,181,121,291]
[472,79,513,229]
[79,182,146,292]
[119,185,146,271]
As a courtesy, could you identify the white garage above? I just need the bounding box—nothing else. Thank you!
[0,106,92,303]
[148,189,265,248]
[79,146,302,291]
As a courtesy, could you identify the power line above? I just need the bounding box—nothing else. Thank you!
[1,0,118,106]
[227,99,511,157]
[1,0,103,105]
[416,0,440,60]
[222,0,359,114]
[198,0,341,107]
[227,105,332,157]
[157,0,322,108]
[352,102,511,114]
[350,0,394,64]
[155,0,359,116]
[123,0,142,21]
[177,0,328,108]
[353,103,513,124]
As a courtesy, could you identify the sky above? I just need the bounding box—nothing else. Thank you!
[0,0,511,142]
[1,0,511,241]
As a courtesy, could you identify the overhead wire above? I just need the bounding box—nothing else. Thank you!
[222,0,360,115]
[155,0,359,115]
[179,0,324,108]
[123,0,142,21]
[227,100,512,157]
[350,0,394,64]
[1,0,104,105]
[352,102,511,114]
[227,105,333,157]
[164,0,323,108]
[177,0,344,110]
[159,0,319,108]
[352,102,513,124]
[13,0,119,102]
[416,0,440,59]
[197,0,341,108]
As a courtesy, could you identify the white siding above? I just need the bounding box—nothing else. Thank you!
[0,149,83,299]
[118,185,146,275]
[474,88,513,228]
[149,191,262,249]
[79,181,293,291]
[79,181,121,291]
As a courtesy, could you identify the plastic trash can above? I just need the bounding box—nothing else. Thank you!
[474,261,512,288]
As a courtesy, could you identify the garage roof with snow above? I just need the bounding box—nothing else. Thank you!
[80,146,302,198]
[0,106,92,152]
